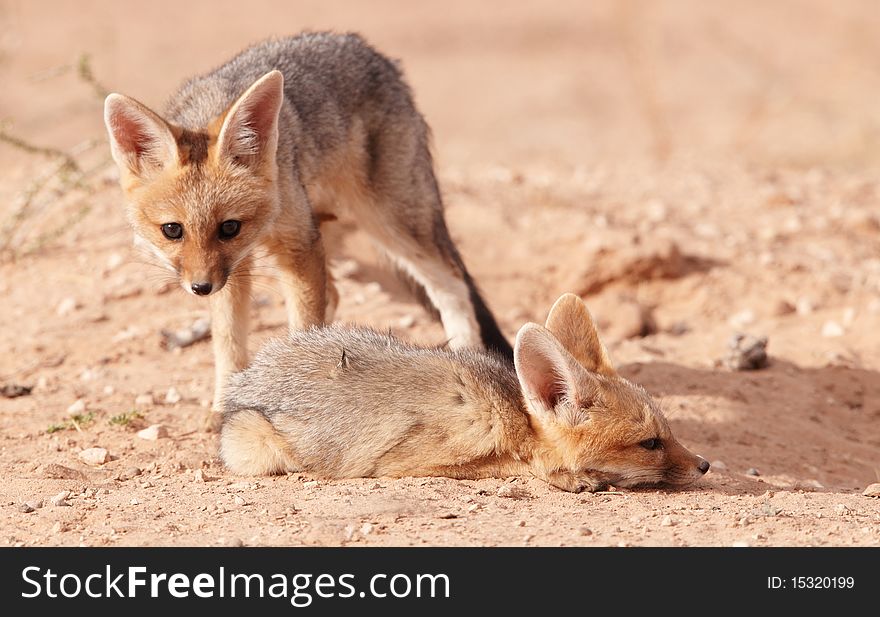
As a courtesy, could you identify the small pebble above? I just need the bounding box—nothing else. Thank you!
[729,309,756,328]
[19,503,35,513]
[233,495,247,506]
[79,447,109,465]
[745,468,760,477]
[134,393,155,407]
[795,297,815,315]
[66,399,86,415]
[130,498,139,505]
[360,523,374,536]
[50,491,70,507]
[56,297,79,317]
[862,483,880,497]
[724,333,769,370]
[194,469,216,483]
[24,499,44,510]
[821,321,844,338]
[834,504,850,516]
[579,526,593,536]
[660,515,675,527]
[710,460,727,471]
[496,484,530,499]
[164,387,182,405]
[137,424,169,441]
[117,467,142,481]
[302,480,319,488]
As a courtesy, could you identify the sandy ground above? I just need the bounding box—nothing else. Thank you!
[1,0,879,547]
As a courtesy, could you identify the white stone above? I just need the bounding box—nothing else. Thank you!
[56,297,79,316]
[66,399,86,415]
[729,309,755,328]
[821,321,844,338]
[164,387,181,405]
[862,483,880,497]
[50,491,70,507]
[79,447,109,465]
[137,425,168,441]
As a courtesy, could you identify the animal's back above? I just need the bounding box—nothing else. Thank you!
[222,325,520,477]
[164,32,413,141]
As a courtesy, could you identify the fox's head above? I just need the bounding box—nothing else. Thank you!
[103,71,285,296]
[514,293,709,492]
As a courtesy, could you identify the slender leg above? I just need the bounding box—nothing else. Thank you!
[210,261,252,411]
[268,235,330,331]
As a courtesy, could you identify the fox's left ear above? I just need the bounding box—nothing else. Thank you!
[104,94,179,179]
[217,70,284,169]
[544,293,617,377]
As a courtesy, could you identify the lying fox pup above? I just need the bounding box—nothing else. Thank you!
[220,293,709,492]
[103,33,512,410]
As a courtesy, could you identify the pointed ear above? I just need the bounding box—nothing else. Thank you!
[104,93,179,177]
[544,293,616,377]
[514,323,598,424]
[216,70,284,168]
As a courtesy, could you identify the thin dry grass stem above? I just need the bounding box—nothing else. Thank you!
[0,128,80,173]
[77,54,110,100]
[0,52,113,261]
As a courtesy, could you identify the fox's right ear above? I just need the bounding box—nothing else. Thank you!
[216,70,284,169]
[104,94,179,179]
[544,293,616,377]
[514,323,598,425]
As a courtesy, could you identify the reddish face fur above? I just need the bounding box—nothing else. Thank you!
[125,149,279,295]
[532,375,708,489]
[515,294,708,492]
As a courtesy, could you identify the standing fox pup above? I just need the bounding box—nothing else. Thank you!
[220,293,709,492]
[103,33,512,407]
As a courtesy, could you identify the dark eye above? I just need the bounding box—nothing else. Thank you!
[161,223,183,240]
[639,438,661,450]
[218,220,241,240]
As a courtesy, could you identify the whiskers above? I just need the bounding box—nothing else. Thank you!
[126,250,185,295]
[228,254,284,305]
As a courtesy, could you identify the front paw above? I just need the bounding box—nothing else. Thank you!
[546,471,608,493]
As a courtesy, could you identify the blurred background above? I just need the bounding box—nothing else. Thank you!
[3,0,880,170]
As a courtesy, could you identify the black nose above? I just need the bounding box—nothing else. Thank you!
[191,281,213,296]
[698,460,710,474]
